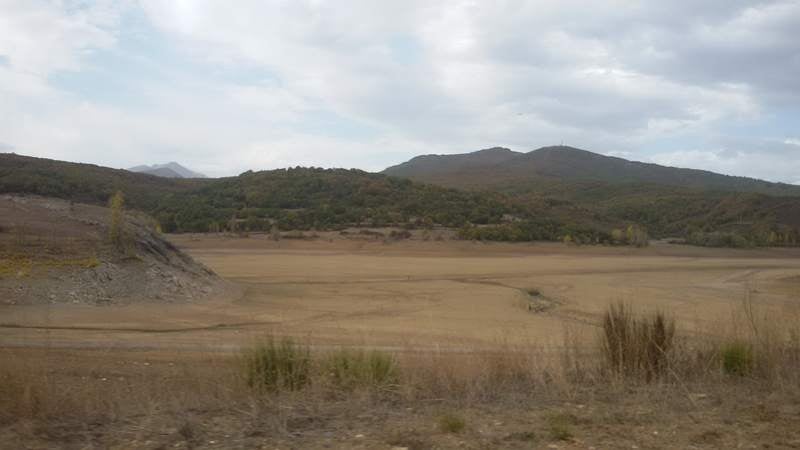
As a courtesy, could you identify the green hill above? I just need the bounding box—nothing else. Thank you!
[0,153,204,211]
[1,153,605,241]
[384,146,800,246]
[3,151,798,247]
[385,145,800,196]
[150,167,539,233]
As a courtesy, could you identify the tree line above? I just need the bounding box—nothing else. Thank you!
[2,154,799,248]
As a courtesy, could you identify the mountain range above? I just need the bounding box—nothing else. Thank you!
[383,145,800,244]
[2,147,799,247]
[128,162,206,179]
[384,146,800,197]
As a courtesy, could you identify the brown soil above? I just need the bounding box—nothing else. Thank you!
[2,229,800,448]
[9,232,798,350]
[0,195,229,305]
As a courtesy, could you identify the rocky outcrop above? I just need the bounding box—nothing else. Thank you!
[0,195,227,305]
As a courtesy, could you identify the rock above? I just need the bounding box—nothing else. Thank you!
[0,195,225,306]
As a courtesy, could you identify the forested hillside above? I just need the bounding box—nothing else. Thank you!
[3,152,798,247]
[1,153,604,240]
[384,146,800,247]
[150,167,536,232]
[0,153,203,211]
[385,146,800,196]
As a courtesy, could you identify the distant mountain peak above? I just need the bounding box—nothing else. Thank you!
[477,146,516,153]
[384,146,522,177]
[384,144,800,196]
[128,162,206,178]
[529,145,607,157]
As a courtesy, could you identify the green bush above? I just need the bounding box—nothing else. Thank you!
[242,337,311,392]
[545,413,575,441]
[721,341,753,376]
[687,231,754,248]
[325,349,399,389]
[438,413,466,433]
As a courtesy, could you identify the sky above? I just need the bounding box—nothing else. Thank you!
[1,1,799,182]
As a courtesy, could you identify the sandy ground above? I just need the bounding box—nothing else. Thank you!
[3,235,800,449]
[2,233,799,351]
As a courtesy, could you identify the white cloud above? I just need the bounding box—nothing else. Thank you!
[0,0,125,75]
[605,150,635,159]
[0,0,798,183]
[650,147,800,183]
[134,0,767,146]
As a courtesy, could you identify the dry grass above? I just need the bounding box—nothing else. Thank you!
[0,253,99,279]
[0,351,241,435]
[712,292,800,383]
[1,300,799,448]
[721,341,753,376]
[437,412,466,433]
[601,302,676,381]
[324,348,399,390]
[241,337,311,392]
[0,255,33,278]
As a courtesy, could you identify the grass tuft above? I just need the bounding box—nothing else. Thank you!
[601,302,675,380]
[721,341,753,376]
[438,412,466,433]
[325,349,399,390]
[241,337,311,392]
[545,412,575,441]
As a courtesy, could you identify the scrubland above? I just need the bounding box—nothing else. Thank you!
[2,234,800,449]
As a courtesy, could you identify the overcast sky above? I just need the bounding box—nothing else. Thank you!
[1,1,799,181]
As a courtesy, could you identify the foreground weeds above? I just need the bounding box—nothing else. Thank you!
[241,337,311,392]
[324,348,399,390]
[601,302,676,381]
[545,412,576,441]
[721,341,753,376]
[437,412,466,433]
[2,299,799,448]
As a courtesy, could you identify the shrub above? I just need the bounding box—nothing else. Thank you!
[721,341,753,376]
[241,337,311,392]
[601,302,675,380]
[437,412,466,433]
[269,225,281,241]
[325,349,398,389]
[687,231,753,248]
[643,310,675,376]
[389,229,412,240]
[545,413,575,441]
[602,302,635,374]
[626,225,649,247]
